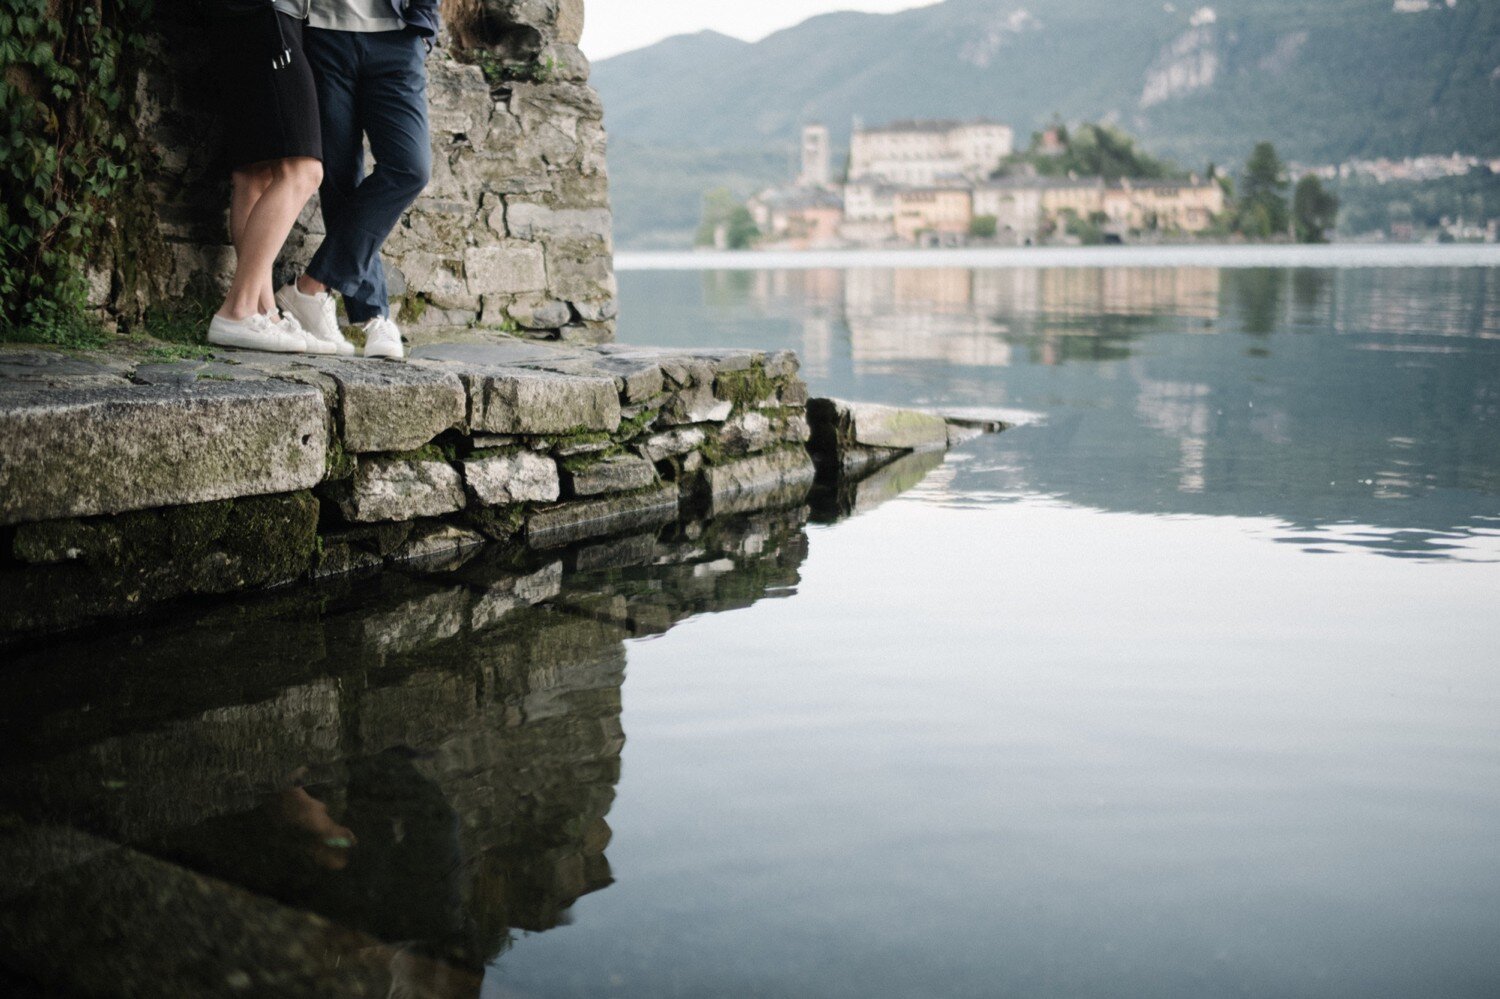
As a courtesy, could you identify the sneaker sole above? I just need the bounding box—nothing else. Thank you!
[207,330,307,353]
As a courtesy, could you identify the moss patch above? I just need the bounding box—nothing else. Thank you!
[713,362,777,411]
[467,502,527,541]
[9,491,319,597]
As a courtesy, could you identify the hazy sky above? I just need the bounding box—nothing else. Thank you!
[579,1,934,61]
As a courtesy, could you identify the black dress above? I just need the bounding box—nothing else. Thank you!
[209,5,323,169]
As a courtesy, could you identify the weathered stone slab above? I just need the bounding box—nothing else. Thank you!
[334,456,466,523]
[702,448,816,517]
[466,369,621,435]
[659,384,732,426]
[528,483,679,547]
[464,451,561,505]
[1,492,321,634]
[0,345,135,388]
[636,426,706,463]
[0,380,327,526]
[465,244,547,294]
[807,397,949,452]
[719,410,779,456]
[322,362,466,453]
[391,522,488,567]
[564,454,656,497]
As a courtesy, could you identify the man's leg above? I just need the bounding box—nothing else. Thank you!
[328,31,431,324]
[299,29,367,309]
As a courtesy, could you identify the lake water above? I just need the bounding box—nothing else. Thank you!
[3,249,1499,997]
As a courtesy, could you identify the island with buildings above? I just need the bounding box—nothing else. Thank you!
[732,120,1227,250]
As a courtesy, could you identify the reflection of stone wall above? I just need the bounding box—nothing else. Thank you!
[119,0,614,340]
[0,505,812,984]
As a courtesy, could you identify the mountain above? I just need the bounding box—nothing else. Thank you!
[594,0,1500,246]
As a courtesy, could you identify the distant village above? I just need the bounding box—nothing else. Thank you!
[726,120,1227,251]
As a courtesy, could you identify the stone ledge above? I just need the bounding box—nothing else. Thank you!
[0,378,328,526]
[0,341,1005,638]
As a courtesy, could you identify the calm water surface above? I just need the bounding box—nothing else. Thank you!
[3,251,1498,998]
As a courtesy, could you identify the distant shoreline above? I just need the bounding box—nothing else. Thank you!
[616,243,1500,272]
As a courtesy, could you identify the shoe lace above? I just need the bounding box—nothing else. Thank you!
[246,313,276,334]
[318,294,338,336]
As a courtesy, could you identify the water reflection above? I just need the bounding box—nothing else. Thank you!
[0,509,810,996]
[624,263,1500,559]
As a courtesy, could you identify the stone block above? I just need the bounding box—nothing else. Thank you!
[719,410,778,456]
[528,483,679,547]
[806,397,950,453]
[702,449,816,517]
[466,245,547,295]
[571,298,617,322]
[0,380,327,526]
[564,454,656,497]
[636,426,706,463]
[334,456,466,523]
[399,251,476,310]
[464,451,561,505]
[558,324,612,345]
[466,370,621,435]
[557,0,584,43]
[779,380,810,407]
[507,297,573,330]
[320,362,466,453]
[391,523,488,567]
[506,202,612,241]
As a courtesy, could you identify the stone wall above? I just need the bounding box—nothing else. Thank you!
[0,337,999,637]
[115,0,614,341]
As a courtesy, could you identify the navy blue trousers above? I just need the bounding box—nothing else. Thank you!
[303,28,430,323]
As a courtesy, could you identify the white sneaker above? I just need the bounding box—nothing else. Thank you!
[362,315,404,360]
[276,283,355,356]
[207,312,311,353]
[276,311,338,356]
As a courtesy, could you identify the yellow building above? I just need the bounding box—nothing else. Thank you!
[1101,179,1225,233]
[893,187,973,243]
[1039,179,1107,221]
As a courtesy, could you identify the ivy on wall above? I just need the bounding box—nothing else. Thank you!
[0,0,153,345]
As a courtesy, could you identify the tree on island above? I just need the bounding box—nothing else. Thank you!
[1292,174,1340,243]
[1234,141,1291,239]
[695,187,759,249]
[1002,123,1180,181]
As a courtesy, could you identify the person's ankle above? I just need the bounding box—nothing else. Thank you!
[295,273,327,297]
[217,303,259,321]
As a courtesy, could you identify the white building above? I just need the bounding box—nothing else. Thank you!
[849,119,1014,186]
[972,181,1045,244]
[797,123,832,189]
[843,179,897,221]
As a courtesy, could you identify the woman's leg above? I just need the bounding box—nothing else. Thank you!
[229,166,276,314]
[218,156,324,320]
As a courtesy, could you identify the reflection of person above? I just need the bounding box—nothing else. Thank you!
[268,783,357,870]
[275,0,440,360]
[201,1,345,355]
[152,749,479,997]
